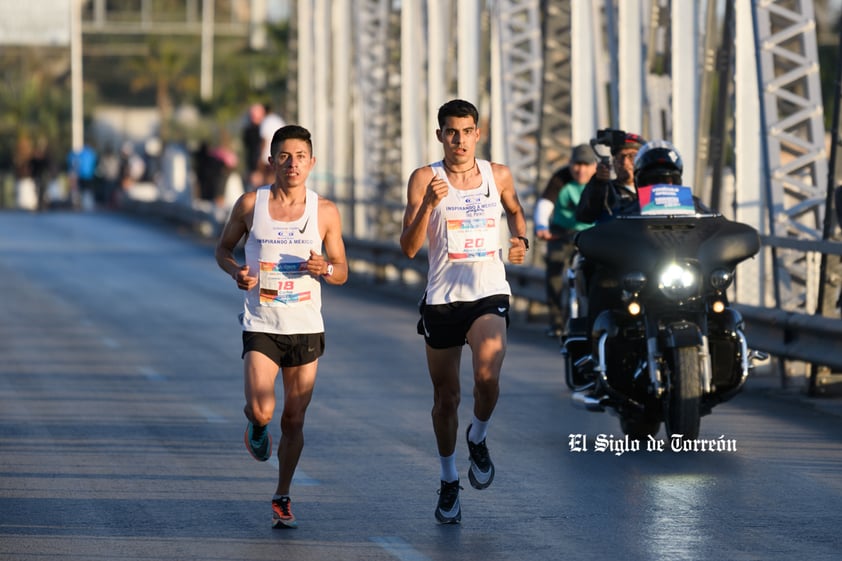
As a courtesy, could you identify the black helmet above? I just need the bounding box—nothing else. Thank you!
[633,140,683,187]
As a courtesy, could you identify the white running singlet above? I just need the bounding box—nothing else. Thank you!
[241,187,325,334]
[423,159,511,305]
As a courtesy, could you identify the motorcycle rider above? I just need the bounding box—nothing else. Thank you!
[565,141,758,439]
[576,140,708,336]
[631,140,690,193]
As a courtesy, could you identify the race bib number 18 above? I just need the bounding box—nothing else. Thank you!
[258,260,311,305]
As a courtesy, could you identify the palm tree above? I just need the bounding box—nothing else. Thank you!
[128,38,199,142]
[0,46,72,176]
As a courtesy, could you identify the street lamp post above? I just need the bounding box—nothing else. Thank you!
[71,0,83,150]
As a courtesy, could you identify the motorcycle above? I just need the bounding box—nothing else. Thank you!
[561,211,767,440]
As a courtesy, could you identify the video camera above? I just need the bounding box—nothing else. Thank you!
[589,128,627,178]
[593,129,628,153]
[594,129,626,151]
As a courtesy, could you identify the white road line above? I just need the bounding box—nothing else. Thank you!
[102,337,120,349]
[369,536,430,561]
[292,471,320,486]
[191,404,226,423]
[138,366,167,381]
[265,456,320,486]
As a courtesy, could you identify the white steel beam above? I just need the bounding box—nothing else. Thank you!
[200,0,214,100]
[312,0,330,195]
[671,0,698,184]
[735,0,765,306]
[457,0,481,107]
[571,0,598,142]
[332,0,352,213]
[401,0,425,190]
[427,0,450,163]
[491,4,505,166]
[617,0,644,135]
[71,0,83,150]
[297,0,316,132]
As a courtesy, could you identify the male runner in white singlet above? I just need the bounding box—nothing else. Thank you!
[216,125,348,529]
[400,99,528,523]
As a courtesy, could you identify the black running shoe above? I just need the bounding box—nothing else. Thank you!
[435,480,462,524]
[466,425,495,490]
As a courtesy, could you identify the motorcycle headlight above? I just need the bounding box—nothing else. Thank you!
[658,262,698,300]
[710,268,733,290]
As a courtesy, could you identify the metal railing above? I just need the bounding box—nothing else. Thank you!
[121,196,842,388]
[344,237,548,315]
[735,304,842,372]
[343,234,842,392]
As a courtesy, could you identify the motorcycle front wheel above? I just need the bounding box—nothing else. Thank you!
[664,345,702,440]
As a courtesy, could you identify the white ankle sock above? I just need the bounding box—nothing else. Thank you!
[439,453,458,483]
[468,416,490,444]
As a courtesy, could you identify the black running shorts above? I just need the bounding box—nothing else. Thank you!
[417,294,510,349]
[242,331,325,367]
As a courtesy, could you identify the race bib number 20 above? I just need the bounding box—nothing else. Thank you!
[446,217,498,262]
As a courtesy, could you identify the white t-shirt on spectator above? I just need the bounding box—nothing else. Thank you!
[259,113,285,163]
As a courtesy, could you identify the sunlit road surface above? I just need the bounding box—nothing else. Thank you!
[1,210,841,561]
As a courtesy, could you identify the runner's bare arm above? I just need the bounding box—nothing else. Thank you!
[215,192,258,289]
[492,163,527,265]
[401,167,447,258]
[311,197,348,285]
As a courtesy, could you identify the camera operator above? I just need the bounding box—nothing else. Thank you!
[575,130,646,224]
[570,130,645,334]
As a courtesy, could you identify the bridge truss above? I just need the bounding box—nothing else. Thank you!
[287,0,837,318]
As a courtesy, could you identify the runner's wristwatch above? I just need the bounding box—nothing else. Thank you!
[517,236,529,250]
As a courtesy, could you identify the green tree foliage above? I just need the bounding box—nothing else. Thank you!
[0,47,75,177]
[0,3,289,176]
[206,22,290,124]
[127,37,200,142]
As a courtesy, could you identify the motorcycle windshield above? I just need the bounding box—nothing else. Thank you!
[575,214,760,273]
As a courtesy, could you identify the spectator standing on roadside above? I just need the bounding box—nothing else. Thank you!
[96,145,122,207]
[67,142,98,211]
[242,103,265,191]
[30,137,52,211]
[195,135,238,210]
[257,104,285,186]
[118,141,146,196]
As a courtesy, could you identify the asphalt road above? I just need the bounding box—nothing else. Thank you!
[1,210,841,561]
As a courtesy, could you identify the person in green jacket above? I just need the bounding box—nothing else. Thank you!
[533,144,597,337]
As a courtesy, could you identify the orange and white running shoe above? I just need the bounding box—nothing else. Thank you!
[272,496,298,529]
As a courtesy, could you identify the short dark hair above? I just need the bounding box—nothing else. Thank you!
[270,125,313,158]
[437,99,479,128]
